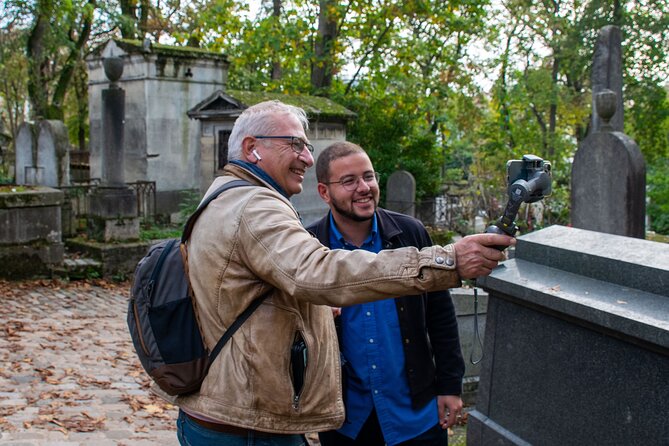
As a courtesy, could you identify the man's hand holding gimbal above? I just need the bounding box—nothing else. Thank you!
[453,234,515,279]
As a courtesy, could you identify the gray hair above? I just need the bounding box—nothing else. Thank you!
[227,100,309,161]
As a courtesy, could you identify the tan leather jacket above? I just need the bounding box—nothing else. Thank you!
[176,164,461,434]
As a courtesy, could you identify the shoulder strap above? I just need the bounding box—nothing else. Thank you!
[178,178,266,367]
[207,293,269,367]
[181,179,253,243]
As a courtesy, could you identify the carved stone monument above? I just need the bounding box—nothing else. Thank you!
[571,25,645,238]
[386,170,416,217]
[88,56,139,242]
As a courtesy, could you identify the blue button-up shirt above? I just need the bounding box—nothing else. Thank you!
[328,213,437,445]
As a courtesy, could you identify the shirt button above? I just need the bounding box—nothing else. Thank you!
[404,338,410,344]
[374,390,379,394]
[366,311,371,316]
[372,364,377,369]
[435,256,445,264]
[369,338,374,343]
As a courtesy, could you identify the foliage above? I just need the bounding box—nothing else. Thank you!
[647,160,669,235]
[139,223,181,242]
[426,226,456,246]
[0,0,667,236]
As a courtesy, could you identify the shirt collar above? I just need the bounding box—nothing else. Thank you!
[328,212,378,248]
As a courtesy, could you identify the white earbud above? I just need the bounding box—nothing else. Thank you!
[252,149,262,161]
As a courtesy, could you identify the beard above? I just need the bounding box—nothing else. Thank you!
[330,195,377,222]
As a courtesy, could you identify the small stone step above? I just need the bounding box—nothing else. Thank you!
[64,258,102,268]
[60,255,103,279]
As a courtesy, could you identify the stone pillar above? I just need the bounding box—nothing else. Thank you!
[591,26,624,133]
[88,56,139,242]
[469,225,668,445]
[386,170,416,217]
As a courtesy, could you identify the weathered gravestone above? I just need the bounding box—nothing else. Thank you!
[15,122,36,185]
[468,225,669,445]
[572,25,645,239]
[36,120,71,187]
[386,170,416,217]
[14,121,71,187]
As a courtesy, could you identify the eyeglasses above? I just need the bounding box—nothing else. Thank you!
[324,172,380,191]
[254,136,315,154]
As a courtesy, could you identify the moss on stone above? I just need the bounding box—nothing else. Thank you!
[114,39,229,62]
[226,90,356,120]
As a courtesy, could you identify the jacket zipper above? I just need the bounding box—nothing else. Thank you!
[291,331,308,411]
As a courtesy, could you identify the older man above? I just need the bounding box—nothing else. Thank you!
[175,100,513,445]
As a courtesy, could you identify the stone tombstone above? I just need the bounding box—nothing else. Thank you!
[15,122,36,185]
[591,26,624,133]
[386,170,415,217]
[469,225,669,446]
[571,89,646,238]
[36,120,71,187]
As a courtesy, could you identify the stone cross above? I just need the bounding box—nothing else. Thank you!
[386,170,416,217]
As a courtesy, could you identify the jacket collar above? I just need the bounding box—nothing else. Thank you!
[228,160,289,199]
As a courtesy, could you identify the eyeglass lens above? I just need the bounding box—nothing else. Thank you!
[339,172,379,190]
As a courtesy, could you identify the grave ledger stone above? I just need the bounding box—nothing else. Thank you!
[468,225,668,446]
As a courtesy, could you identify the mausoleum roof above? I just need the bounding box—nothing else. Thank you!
[91,39,229,62]
[188,89,356,121]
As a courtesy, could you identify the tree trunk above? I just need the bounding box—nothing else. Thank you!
[271,0,282,80]
[50,0,95,121]
[26,0,52,120]
[119,0,139,39]
[311,0,338,95]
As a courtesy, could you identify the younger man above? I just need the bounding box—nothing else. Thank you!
[308,142,464,446]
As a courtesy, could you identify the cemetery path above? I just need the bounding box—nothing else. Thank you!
[0,279,465,446]
[0,279,178,445]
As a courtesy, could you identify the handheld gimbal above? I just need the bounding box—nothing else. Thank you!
[485,154,552,247]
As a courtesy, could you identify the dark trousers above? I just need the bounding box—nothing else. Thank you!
[318,409,447,446]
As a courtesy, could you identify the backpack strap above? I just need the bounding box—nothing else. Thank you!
[207,293,269,368]
[178,178,268,369]
[181,179,254,243]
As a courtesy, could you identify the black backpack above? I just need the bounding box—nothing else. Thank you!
[128,179,267,396]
